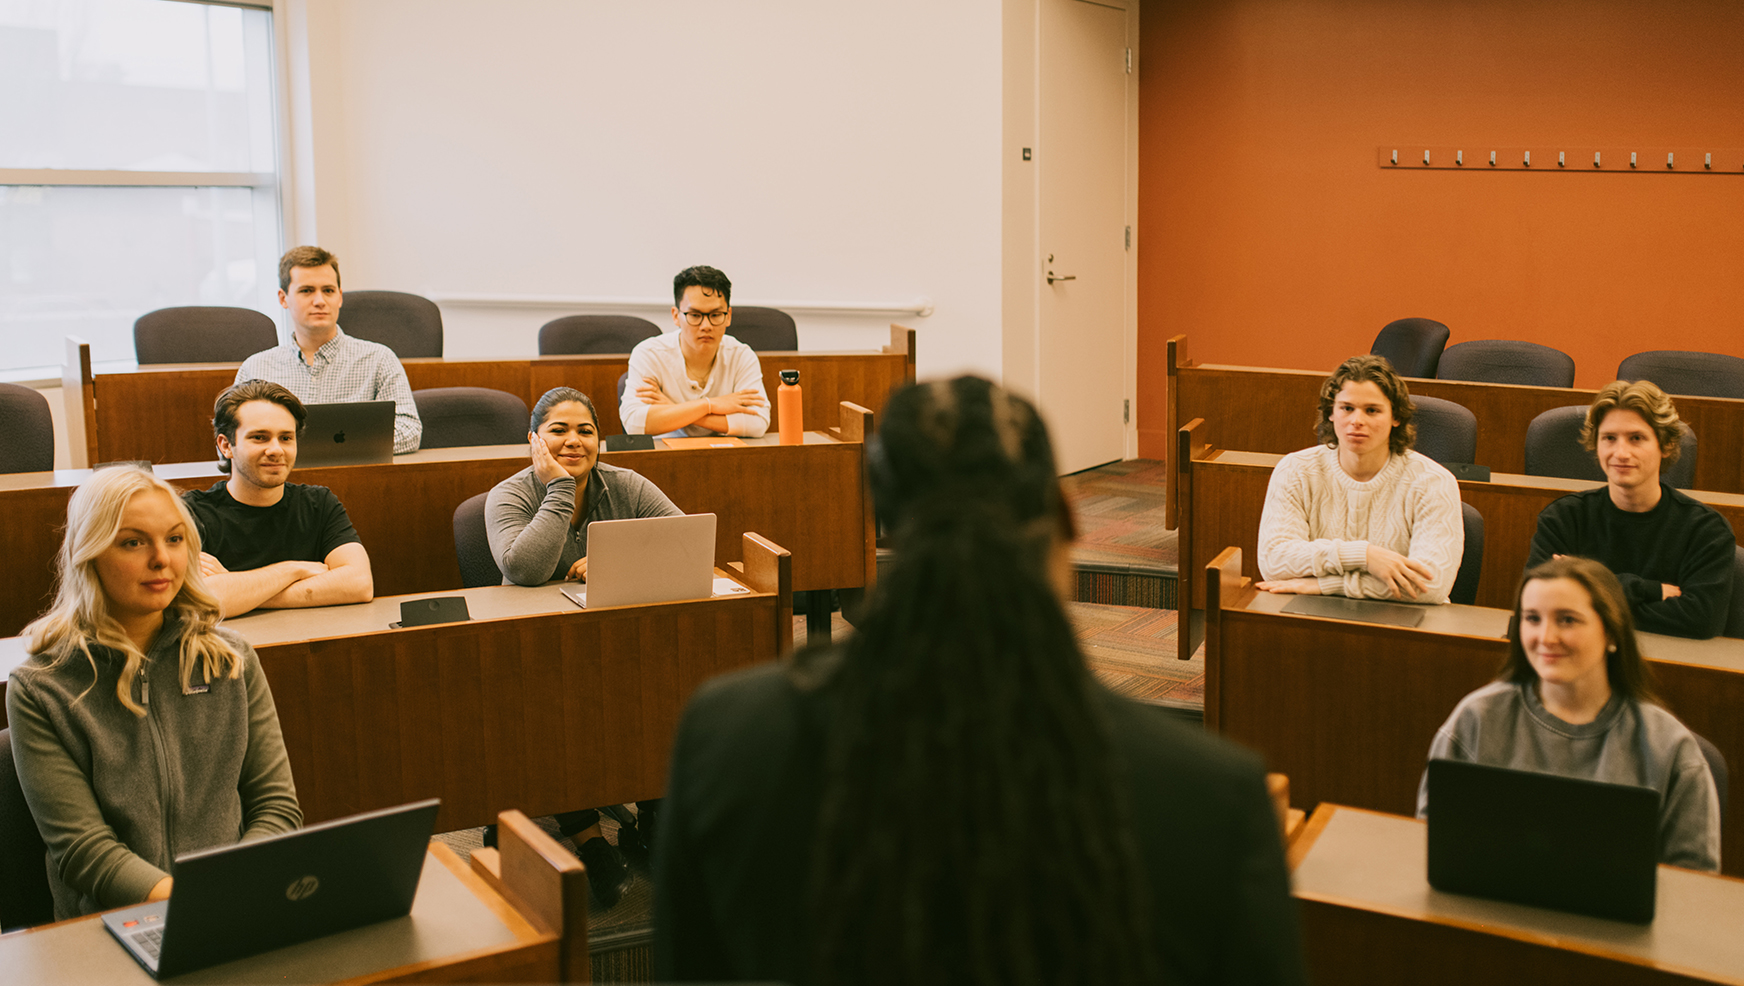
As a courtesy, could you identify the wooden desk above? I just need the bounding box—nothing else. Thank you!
[64,325,914,466]
[1162,333,1744,522]
[0,846,559,984]
[1200,546,1744,876]
[1174,418,1744,637]
[1291,804,1744,986]
[0,423,870,638]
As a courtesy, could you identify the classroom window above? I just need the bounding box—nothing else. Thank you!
[0,0,281,378]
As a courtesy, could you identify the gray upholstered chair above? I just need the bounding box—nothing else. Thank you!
[340,290,443,358]
[412,387,529,449]
[1727,545,1744,641]
[0,728,53,932]
[1523,405,1697,488]
[1693,732,1729,827]
[453,492,503,588]
[0,384,54,474]
[1617,350,1744,399]
[1370,317,1450,378]
[1451,502,1484,607]
[537,315,661,355]
[727,306,798,351]
[1437,340,1576,388]
[133,306,278,365]
[1411,396,1477,465]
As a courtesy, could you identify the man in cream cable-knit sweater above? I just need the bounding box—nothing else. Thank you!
[1257,354,1464,603]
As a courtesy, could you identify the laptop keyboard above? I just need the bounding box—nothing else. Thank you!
[131,926,165,959]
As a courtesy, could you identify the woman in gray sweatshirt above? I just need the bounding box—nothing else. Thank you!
[1418,556,1720,871]
[7,467,301,919]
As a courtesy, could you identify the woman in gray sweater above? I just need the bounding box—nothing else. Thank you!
[8,467,301,919]
[1418,556,1720,871]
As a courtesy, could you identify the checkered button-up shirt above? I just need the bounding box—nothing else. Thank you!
[236,327,422,453]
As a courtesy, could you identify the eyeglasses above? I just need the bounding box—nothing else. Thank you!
[679,309,730,326]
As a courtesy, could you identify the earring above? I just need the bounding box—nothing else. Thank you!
[1607,644,1618,653]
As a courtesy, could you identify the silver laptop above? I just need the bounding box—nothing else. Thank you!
[560,513,717,609]
[296,400,396,467]
[101,799,439,979]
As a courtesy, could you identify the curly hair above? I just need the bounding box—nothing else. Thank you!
[1580,379,1684,465]
[1315,354,1417,455]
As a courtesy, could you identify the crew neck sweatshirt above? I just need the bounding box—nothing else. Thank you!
[1526,484,1734,639]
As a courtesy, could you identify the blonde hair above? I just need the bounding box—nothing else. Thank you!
[1581,380,1684,465]
[21,467,241,716]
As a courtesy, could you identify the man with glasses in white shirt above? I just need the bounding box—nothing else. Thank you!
[620,265,770,438]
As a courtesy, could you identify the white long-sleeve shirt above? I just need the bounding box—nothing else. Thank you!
[619,332,770,438]
[1256,445,1464,603]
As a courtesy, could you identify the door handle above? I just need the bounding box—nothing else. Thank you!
[1046,254,1076,286]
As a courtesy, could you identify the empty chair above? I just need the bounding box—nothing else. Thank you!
[1617,350,1744,400]
[133,306,278,364]
[339,290,444,358]
[1437,340,1576,388]
[453,492,503,588]
[1524,405,1698,488]
[0,384,53,474]
[1728,545,1744,640]
[1370,317,1450,378]
[1451,501,1484,606]
[727,306,798,351]
[538,314,661,355]
[0,728,54,932]
[1410,396,1477,465]
[413,387,529,449]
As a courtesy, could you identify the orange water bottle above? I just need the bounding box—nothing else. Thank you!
[777,369,803,445]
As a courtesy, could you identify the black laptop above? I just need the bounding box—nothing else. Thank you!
[101,798,439,978]
[1426,760,1660,922]
[296,400,396,467]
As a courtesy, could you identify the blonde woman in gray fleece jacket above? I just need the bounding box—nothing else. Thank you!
[1418,556,1720,871]
[8,467,301,919]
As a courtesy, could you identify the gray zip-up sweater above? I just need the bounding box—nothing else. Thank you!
[485,463,682,586]
[1417,680,1720,872]
[6,618,302,917]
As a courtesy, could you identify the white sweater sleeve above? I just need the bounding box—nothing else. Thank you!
[1333,458,1464,603]
[1257,451,1371,584]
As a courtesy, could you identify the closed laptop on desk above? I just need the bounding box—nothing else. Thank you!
[560,513,716,609]
[1427,760,1659,923]
[101,798,439,978]
[296,400,396,467]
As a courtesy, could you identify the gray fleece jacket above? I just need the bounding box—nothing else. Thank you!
[485,463,682,586]
[6,617,302,917]
[1417,680,1720,872]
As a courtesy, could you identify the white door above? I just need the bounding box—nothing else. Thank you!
[1037,0,1132,474]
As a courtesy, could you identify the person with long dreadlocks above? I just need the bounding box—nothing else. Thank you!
[652,375,1305,985]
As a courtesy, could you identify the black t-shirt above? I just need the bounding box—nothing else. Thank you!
[184,481,362,572]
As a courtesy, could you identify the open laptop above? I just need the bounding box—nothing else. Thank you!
[102,798,439,978]
[1426,759,1660,922]
[296,400,396,467]
[559,513,716,609]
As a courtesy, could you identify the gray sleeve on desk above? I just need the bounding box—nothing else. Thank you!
[486,475,575,586]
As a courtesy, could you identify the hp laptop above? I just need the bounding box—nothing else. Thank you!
[297,400,396,467]
[102,798,440,978]
[560,513,716,609]
[1426,759,1660,922]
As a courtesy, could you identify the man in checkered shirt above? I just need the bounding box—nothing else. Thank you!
[236,246,423,454]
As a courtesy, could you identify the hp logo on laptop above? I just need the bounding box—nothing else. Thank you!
[285,875,321,902]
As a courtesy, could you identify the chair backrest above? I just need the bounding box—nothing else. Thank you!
[1410,396,1477,465]
[617,371,630,405]
[1618,350,1744,400]
[1693,731,1729,829]
[0,384,54,475]
[1727,545,1744,641]
[1523,405,1603,482]
[0,728,54,931]
[728,306,798,351]
[133,306,279,365]
[1452,501,1484,606]
[537,315,661,355]
[1370,317,1450,378]
[340,290,444,358]
[413,387,529,449]
[453,492,503,588]
[1437,340,1576,388]
[1665,422,1699,490]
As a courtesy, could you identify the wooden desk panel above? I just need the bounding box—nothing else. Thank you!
[1164,334,1744,514]
[1293,805,1744,986]
[1204,570,1744,876]
[80,325,913,465]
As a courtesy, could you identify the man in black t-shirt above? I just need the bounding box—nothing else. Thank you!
[1526,380,1734,638]
[184,381,375,617]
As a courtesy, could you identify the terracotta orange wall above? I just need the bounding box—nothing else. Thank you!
[1135,0,1744,458]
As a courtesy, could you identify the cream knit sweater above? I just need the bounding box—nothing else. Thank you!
[1257,445,1464,603]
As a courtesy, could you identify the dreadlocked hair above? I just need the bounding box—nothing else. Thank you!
[798,376,1161,986]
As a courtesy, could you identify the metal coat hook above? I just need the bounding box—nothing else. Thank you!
[1594,151,1602,168]
[1706,153,1713,170]
[1668,152,1675,168]
[1630,152,1638,168]
[1489,151,1497,167]
[1423,149,1431,165]
[1390,149,1398,165]
[1558,151,1565,167]
[1523,150,1531,167]
[1456,150,1463,166]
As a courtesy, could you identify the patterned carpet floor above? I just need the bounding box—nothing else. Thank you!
[1060,458,1178,574]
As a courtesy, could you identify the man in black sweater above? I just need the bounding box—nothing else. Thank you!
[1526,380,1733,638]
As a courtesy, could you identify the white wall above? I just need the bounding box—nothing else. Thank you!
[288,0,1005,380]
